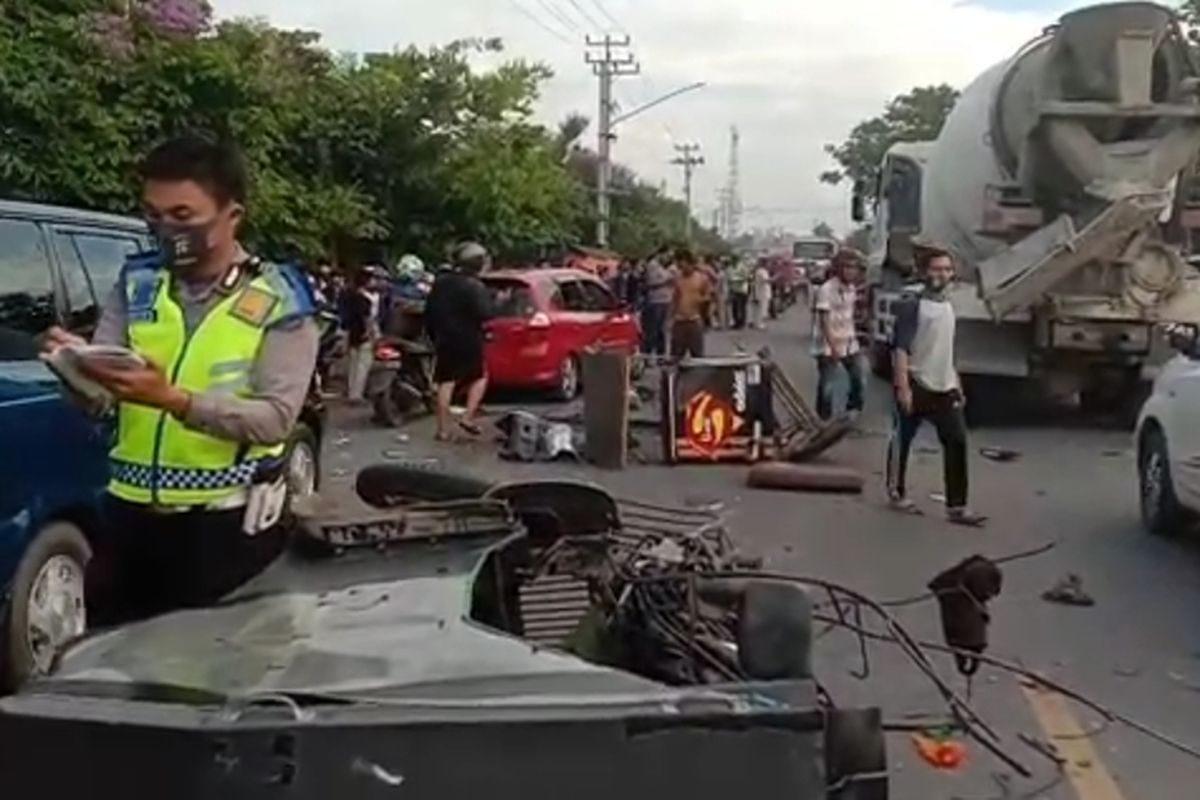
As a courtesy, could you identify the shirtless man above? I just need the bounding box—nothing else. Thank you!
[671,248,712,359]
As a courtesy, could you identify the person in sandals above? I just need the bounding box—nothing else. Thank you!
[885,243,986,527]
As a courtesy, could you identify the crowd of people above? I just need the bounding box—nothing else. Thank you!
[304,244,495,442]
[304,238,985,528]
[604,248,786,361]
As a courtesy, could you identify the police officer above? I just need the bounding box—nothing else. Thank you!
[44,134,319,623]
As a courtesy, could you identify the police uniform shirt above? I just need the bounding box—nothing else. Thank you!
[92,250,319,446]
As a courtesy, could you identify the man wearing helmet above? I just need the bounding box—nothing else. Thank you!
[425,241,494,441]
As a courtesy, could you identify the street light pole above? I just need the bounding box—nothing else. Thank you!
[609,81,706,128]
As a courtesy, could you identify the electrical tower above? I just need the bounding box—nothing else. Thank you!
[719,126,742,240]
[671,143,704,242]
[586,34,639,248]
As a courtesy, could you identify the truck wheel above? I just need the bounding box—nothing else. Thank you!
[1139,427,1190,537]
[961,375,1018,427]
[2,522,91,692]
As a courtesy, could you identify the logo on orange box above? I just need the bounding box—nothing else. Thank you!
[684,390,745,457]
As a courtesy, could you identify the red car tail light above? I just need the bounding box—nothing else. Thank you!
[528,312,551,330]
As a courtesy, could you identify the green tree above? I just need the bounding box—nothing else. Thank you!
[820,84,958,201]
[0,3,720,264]
[0,3,588,263]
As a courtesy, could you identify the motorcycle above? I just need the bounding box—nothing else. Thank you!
[313,308,343,398]
[367,336,437,427]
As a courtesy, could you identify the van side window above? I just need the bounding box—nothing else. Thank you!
[53,231,140,331]
[72,233,139,297]
[53,231,96,323]
[0,218,55,346]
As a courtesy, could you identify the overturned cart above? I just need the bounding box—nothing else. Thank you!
[0,468,888,800]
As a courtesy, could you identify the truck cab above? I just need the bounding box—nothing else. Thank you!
[855,143,933,373]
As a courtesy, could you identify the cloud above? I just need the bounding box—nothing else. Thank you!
[212,0,1073,234]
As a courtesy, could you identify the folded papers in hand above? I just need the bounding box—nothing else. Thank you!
[41,344,145,413]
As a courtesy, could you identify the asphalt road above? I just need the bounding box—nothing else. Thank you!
[324,305,1200,800]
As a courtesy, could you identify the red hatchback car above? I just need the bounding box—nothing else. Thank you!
[482,269,640,400]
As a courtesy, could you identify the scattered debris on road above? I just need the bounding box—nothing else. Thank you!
[1167,670,1200,693]
[1041,574,1095,607]
[746,461,865,494]
[929,556,1003,676]
[980,446,1021,463]
[912,731,968,770]
[496,410,581,462]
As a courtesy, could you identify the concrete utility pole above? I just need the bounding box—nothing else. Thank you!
[671,143,704,242]
[725,126,742,240]
[586,34,639,249]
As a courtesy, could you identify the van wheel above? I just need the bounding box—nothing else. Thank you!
[2,522,91,692]
[287,423,320,503]
[1139,427,1189,537]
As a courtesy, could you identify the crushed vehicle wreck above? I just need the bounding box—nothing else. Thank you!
[0,468,889,800]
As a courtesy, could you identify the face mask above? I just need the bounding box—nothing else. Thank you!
[151,220,217,271]
[925,274,951,296]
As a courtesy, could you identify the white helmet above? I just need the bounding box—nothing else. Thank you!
[396,254,425,279]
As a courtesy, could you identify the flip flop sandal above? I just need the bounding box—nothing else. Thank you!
[434,431,454,443]
[458,420,483,437]
[888,497,924,516]
[947,509,988,528]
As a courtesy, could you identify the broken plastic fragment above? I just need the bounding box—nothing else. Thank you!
[912,732,967,770]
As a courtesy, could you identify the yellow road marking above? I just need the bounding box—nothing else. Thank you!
[1020,680,1127,800]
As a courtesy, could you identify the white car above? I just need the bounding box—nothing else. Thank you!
[1136,337,1200,535]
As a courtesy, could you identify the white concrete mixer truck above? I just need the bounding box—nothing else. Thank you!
[857,1,1200,418]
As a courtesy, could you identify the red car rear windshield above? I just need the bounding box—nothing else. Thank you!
[483,278,538,318]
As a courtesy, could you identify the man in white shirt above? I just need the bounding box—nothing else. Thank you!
[812,249,865,419]
[885,245,986,527]
[751,260,772,329]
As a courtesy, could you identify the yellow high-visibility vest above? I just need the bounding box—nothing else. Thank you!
[108,254,314,506]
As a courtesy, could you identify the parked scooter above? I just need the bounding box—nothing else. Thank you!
[366,337,437,427]
[313,307,343,398]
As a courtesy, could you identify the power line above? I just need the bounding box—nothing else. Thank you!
[535,0,582,34]
[508,0,574,44]
[565,0,603,30]
[589,0,625,32]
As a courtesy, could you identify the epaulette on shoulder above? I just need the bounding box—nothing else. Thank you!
[259,261,316,327]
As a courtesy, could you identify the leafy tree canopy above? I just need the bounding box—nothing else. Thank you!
[820,84,958,202]
[0,0,715,264]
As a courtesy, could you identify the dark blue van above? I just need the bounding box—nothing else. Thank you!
[0,201,325,691]
[0,201,151,690]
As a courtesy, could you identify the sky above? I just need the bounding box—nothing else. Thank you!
[212,0,1078,235]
